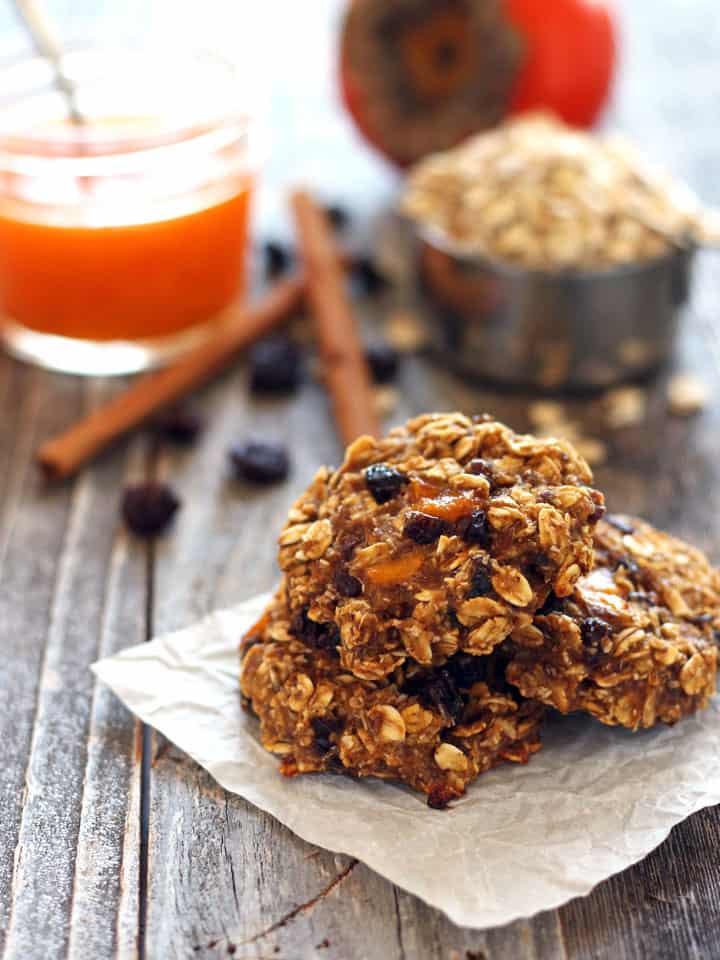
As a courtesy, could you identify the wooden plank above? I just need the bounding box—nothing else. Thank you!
[0,372,147,960]
[0,365,83,954]
[143,366,404,959]
[557,808,720,960]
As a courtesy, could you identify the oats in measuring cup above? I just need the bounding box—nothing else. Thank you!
[403,113,712,270]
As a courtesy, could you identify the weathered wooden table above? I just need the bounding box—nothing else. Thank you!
[2,2,720,957]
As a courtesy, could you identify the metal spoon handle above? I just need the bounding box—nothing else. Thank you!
[11,0,83,124]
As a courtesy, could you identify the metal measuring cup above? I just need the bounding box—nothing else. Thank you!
[415,224,694,392]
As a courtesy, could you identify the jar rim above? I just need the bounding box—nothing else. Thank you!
[0,46,259,160]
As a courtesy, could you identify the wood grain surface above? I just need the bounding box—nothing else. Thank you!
[2,2,720,958]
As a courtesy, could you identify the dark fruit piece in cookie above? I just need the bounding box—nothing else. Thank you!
[364,463,409,503]
[291,608,340,655]
[404,511,447,544]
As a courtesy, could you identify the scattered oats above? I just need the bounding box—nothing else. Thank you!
[619,338,654,369]
[667,374,707,416]
[536,421,581,444]
[528,401,566,428]
[385,309,428,352]
[575,437,608,466]
[373,385,400,419]
[694,207,720,247]
[605,386,647,429]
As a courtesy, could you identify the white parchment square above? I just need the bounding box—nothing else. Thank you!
[92,592,720,929]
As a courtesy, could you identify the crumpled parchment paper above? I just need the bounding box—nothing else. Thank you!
[93,592,720,930]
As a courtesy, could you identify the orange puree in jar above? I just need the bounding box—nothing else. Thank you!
[0,47,260,376]
[0,185,253,341]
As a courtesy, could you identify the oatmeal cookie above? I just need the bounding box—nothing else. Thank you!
[241,594,544,807]
[507,515,720,729]
[278,413,603,680]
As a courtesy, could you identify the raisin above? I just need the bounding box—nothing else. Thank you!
[229,441,290,484]
[537,593,566,615]
[290,608,340,655]
[588,493,606,524]
[414,669,464,722]
[616,555,640,577]
[323,204,350,230]
[581,617,610,647]
[263,240,292,278]
[458,509,491,547]
[468,458,494,478]
[427,785,454,809]
[364,463,408,503]
[152,407,203,445]
[121,482,180,537]
[468,560,493,597]
[606,514,635,534]
[444,652,488,689]
[334,569,363,598]
[447,608,461,629]
[525,552,551,582]
[249,335,302,394]
[336,533,362,560]
[403,511,447,544]
[311,716,341,754]
[689,612,713,625]
[365,341,400,384]
[351,256,390,296]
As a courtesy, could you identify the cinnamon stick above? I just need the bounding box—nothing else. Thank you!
[36,275,304,482]
[291,190,380,445]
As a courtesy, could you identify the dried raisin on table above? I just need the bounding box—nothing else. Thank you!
[323,204,350,231]
[152,407,203,445]
[249,336,302,394]
[263,240,292,278]
[121,482,180,537]
[229,441,290,484]
[365,341,400,384]
[351,256,390,296]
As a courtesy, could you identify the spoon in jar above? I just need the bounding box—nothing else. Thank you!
[11,0,84,125]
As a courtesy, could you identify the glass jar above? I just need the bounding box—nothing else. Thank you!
[0,48,260,375]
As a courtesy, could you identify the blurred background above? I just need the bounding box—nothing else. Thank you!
[1,0,717,241]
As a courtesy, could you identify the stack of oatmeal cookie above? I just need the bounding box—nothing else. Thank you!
[241,414,720,807]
